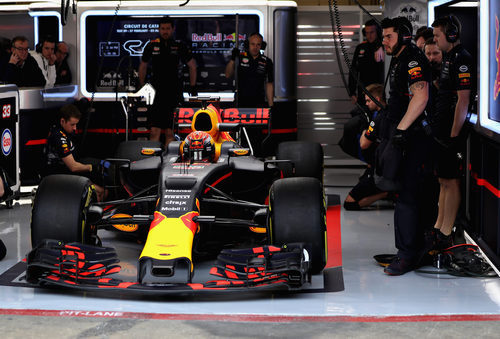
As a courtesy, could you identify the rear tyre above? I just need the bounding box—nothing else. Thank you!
[276,141,323,182]
[31,175,97,248]
[268,177,327,274]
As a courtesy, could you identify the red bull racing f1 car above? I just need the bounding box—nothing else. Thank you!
[27,99,327,294]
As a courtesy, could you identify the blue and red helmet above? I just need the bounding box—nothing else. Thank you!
[183,131,215,162]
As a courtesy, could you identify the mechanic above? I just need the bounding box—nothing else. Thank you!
[31,35,57,88]
[414,26,434,51]
[430,15,474,250]
[344,83,390,210]
[348,19,385,110]
[43,104,105,201]
[4,36,45,87]
[139,16,197,146]
[379,17,433,275]
[54,41,72,85]
[225,32,274,108]
[424,38,443,94]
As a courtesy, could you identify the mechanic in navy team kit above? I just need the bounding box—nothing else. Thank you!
[43,104,105,201]
[430,15,474,250]
[378,17,433,275]
[348,19,385,109]
[225,32,274,108]
[139,16,197,146]
[344,83,390,210]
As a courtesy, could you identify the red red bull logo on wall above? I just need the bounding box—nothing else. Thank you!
[177,108,270,125]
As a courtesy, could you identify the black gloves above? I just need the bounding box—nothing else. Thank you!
[391,129,408,150]
[231,47,240,61]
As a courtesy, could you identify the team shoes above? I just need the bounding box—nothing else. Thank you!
[383,228,455,276]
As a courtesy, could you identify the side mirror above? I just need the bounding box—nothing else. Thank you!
[141,147,163,156]
[228,148,250,157]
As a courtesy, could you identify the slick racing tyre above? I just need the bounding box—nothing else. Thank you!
[268,177,327,274]
[276,141,324,182]
[115,140,163,162]
[31,175,97,248]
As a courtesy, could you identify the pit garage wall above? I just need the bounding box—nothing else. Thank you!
[467,130,500,270]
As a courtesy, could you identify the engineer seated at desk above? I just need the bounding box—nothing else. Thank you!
[4,36,45,87]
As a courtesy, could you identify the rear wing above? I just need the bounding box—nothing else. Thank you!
[175,107,272,154]
[176,107,271,127]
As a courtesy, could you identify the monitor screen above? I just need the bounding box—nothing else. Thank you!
[83,14,260,96]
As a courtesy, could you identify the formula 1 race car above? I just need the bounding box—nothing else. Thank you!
[27,98,326,294]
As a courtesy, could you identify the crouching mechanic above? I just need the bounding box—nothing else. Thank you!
[43,104,105,201]
[344,83,390,210]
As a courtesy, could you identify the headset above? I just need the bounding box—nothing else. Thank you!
[243,32,267,51]
[396,17,413,46]
[445,15,460,43]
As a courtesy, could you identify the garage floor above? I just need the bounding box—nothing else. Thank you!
[1,165,500,338]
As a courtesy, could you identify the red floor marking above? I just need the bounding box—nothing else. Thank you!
[1,308,499,322]
[325,205,342,268]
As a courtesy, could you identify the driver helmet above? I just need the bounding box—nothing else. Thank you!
[183,131,215,162]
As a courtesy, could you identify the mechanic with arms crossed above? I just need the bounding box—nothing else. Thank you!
[225,32,274,108]
[430,15,474,250]
[139,16,197,146]
[379,17,433,275]
[43,104,105,201]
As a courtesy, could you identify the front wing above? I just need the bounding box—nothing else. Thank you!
[25,240,310,295]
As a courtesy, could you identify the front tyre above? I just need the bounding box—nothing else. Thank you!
[268,177,327,274]
[31,175,97,248]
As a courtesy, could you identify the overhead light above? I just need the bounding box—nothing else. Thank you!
[449,1,478,7]
[0,5,29,11]
[297,99,329,102]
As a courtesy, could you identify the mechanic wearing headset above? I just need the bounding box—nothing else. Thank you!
[31,35,57,88]
[225,32,274,108]
[43,104,105,201]
[348,19,385,109]
[139,16,197,146]
[379,17,433,275]
[430,15,474,250]
[344,83,390,210]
